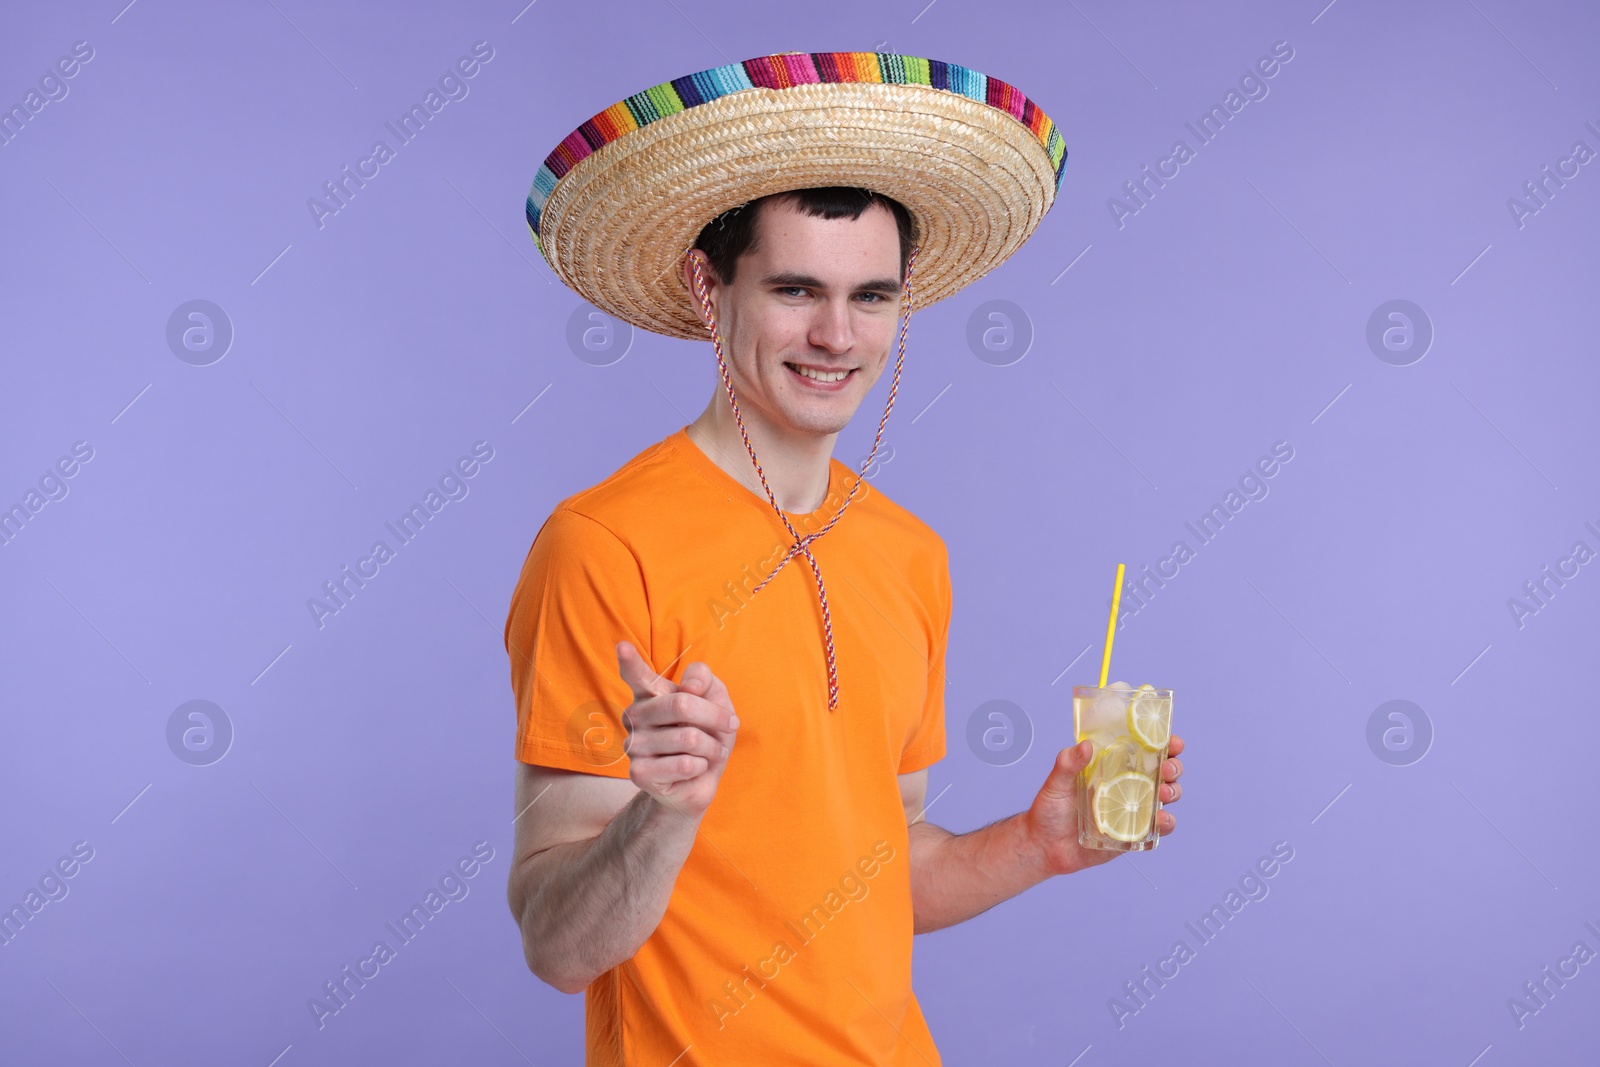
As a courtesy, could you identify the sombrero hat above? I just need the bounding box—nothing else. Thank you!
[526,51,1068,339]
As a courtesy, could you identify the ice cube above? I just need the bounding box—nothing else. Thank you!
[1092,687,1127,723]
[1093,739,1138,780]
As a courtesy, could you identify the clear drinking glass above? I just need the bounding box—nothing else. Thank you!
[1073,683,1174,852]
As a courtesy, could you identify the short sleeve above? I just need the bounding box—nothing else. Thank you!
[897,541,951,774]
[504,507,650,778]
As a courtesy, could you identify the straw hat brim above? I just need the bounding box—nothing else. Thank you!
[529,56,1067,340]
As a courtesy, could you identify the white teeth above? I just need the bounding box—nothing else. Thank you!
[789,363,850,383]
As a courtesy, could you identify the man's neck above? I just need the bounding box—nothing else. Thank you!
[687,402,836,514]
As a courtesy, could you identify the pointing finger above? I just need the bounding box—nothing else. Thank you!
[617,640,675,703]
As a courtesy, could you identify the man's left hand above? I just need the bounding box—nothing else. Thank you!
[1024,734,1185,877]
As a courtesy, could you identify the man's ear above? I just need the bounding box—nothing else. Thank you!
[683,250,718,325]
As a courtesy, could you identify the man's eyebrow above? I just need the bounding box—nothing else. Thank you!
[760,270,902,296]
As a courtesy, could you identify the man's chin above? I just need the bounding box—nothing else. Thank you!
[780,406,858,437]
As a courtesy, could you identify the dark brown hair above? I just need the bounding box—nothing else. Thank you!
[692,187,915,286]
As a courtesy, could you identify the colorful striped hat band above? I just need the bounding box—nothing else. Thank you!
[527,51,1067,340]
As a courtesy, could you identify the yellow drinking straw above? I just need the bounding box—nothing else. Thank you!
[1098,563,1125,688]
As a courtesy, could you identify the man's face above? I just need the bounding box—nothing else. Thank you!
[688,197,904,437]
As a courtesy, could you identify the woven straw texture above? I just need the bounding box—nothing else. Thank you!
[529,56,1066,340]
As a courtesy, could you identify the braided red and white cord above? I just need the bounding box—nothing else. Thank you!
[687,243,922,711]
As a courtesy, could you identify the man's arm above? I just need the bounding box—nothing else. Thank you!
[902,735,1186,934]
[507,763,700,993]
[506,642,740,994]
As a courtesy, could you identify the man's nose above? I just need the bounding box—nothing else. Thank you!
[808,299,855,353]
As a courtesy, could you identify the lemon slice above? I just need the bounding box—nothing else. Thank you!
[1080,738,1101,777]
[1127,685,1171,752]
[1085,738,1134,781]
[1093,771,1156,842]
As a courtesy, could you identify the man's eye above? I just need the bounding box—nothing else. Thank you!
[857,293,885,304]
[778,286,807,297]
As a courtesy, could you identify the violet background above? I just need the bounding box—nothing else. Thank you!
[3,1,1598,1064]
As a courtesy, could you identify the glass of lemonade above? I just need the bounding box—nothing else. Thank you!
[1072,682,1174,851]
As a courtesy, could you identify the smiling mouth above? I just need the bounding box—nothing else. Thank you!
[784,362,854,384]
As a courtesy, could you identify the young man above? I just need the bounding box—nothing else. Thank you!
[505,53,1185,1065]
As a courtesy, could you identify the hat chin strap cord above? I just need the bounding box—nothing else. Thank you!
[688,244,922,712]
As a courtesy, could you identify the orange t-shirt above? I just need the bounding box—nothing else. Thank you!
[505,426,950,1066]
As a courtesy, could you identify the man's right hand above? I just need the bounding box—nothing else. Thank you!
[508,647,740,993]
[616,640,739,819]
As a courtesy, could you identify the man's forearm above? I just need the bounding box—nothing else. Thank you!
[511,790,699,993]
[908,814,1057,933]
